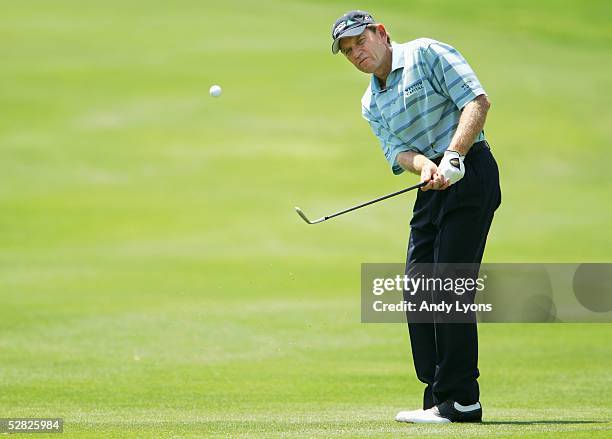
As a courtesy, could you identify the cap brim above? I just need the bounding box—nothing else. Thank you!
[331,24,368,54]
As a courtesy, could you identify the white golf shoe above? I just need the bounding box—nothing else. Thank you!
[395,408,427,423]
[395,400,482,423]
[395,407,450,424]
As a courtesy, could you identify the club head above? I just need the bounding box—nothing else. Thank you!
[294,207,325,225]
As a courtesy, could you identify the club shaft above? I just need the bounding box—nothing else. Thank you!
[324,181,426,221]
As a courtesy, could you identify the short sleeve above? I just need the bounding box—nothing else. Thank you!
[422,41,486,110]
[362,105,416,175]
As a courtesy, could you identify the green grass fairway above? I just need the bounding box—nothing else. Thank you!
[1,0,611,437]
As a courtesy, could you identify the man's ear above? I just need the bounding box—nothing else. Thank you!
[376,24,388,40]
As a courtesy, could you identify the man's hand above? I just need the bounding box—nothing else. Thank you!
[437,150,465,185]
[396,151,451,191]
[420,160,450,191]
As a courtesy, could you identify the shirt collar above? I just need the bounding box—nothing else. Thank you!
[390,41,404,72]
[370,41,404,93]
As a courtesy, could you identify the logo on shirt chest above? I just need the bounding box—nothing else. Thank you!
[404,80,424,97]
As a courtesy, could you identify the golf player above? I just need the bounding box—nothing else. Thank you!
[331,11,501,423]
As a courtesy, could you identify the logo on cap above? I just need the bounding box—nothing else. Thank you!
[333,21,348,37]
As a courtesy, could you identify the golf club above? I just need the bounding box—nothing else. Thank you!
[295,181,427,225]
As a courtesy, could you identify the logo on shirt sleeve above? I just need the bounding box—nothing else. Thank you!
[461,80,474,91]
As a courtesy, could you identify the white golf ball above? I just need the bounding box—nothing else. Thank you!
[209,85,222,97]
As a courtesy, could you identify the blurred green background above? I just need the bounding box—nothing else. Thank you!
[1,0,611,437]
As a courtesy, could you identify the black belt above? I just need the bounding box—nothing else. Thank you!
[432,140,489,165]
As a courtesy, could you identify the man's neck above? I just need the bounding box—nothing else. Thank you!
[374,46,393,89]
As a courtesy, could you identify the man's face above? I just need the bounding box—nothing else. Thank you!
[339,26,388,74]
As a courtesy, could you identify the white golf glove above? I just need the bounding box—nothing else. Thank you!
[438,150,465,185]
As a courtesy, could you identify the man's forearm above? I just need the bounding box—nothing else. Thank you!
[447,94,491,156]
[396,150,432,175]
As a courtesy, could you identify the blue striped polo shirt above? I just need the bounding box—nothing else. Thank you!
[361,38,486,175]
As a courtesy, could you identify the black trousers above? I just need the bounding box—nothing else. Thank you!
[405,141,501,409]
